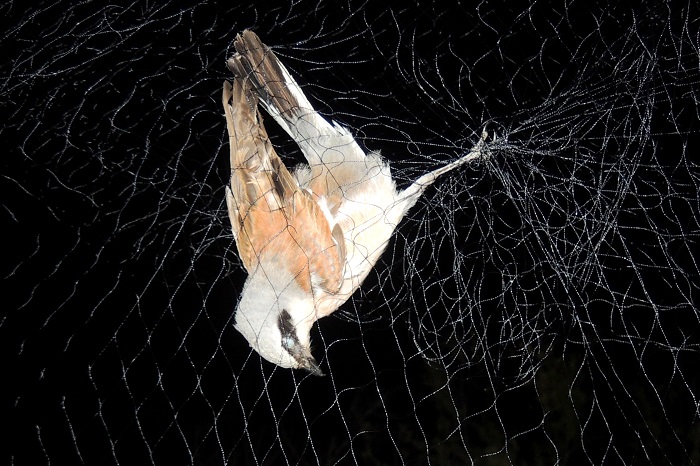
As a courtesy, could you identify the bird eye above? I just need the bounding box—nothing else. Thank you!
[281,335,295,350]
[277,310,300,354]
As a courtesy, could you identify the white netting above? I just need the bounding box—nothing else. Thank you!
[2,0,699,464]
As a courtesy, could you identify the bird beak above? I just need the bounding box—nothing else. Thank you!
[298,354,324,377]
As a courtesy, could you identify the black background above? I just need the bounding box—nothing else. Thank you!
[2,0,699,464]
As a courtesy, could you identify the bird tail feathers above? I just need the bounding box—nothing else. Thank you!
[227,30,363,168]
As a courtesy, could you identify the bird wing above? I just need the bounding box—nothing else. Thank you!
[223,79,345,295]
[227,30,370,209]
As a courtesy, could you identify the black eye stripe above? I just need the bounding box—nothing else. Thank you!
[278,310,295,336]
[278,310,300,351]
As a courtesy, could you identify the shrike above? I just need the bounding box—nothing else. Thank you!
[224,30,487,375]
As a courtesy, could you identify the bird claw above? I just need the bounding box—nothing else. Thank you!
[470,128,493,161]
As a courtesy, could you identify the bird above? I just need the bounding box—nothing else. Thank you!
[223,30,487,375]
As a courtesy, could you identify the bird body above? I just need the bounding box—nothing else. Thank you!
[224,30,486,374]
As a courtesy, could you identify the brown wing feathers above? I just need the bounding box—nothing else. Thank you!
[227,30,302,122]
[223,31,345,294]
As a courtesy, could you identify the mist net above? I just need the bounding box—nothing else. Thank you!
[3,0,699,464]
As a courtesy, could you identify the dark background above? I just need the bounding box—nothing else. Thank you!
[2,0,699,464]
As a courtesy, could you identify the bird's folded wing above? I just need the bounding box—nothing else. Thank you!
[223,79,345,294]
[227,30,367,197]
[227,30,321,136]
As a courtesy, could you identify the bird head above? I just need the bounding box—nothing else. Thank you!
[234,263,324,376]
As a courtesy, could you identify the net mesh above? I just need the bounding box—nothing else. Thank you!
[3,0,699,464]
